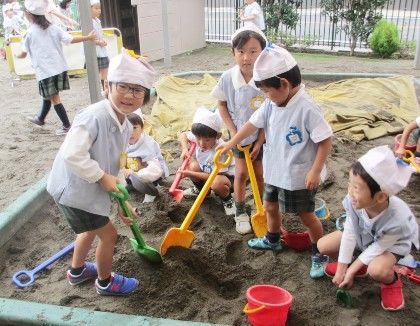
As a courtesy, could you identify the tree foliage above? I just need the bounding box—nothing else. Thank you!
[369,19,400,58]
[321,0,388,55]
[262,0,302,33]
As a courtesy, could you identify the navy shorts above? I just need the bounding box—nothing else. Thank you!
[263,184,317,213]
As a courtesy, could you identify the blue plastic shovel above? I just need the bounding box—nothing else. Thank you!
[12,242,75,288]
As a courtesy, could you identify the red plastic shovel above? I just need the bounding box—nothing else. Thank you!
[169,142,196,202]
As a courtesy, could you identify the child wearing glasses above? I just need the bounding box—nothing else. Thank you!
[47,48,155,295]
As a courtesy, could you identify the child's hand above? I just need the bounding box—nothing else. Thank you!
[338,272,354,289]
[180,148,189,161]
[250,143,262,161]
[216,142,233,155]
[122,168,132,178]
[98,173,121,192]
[117,201,139,226]
[96,39,107,47]
[305,169,321,190]
[395,146,405,158]
[87,30,96,41]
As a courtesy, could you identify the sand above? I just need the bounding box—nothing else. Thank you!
[0,45,419,325]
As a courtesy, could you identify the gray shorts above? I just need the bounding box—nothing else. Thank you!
[57,203,110,234]
[263,184,317,213]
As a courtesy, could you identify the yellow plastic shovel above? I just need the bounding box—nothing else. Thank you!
[160,149,233,255]
[403,150,420,173]
[237,144,267,237]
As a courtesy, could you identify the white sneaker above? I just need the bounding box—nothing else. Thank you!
[142,194,156,203]
[222,197,236,216]
[55,126,70,136]
[182,186,200,198]
[234,213,252,234]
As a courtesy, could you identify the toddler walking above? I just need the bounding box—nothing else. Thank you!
[16,0,95,135]
[47,48,156,295]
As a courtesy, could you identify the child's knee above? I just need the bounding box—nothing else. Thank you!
[234,169,248,183]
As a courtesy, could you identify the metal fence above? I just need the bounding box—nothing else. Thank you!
[205,0,420,50]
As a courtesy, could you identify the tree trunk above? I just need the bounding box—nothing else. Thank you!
[350,36,357,56]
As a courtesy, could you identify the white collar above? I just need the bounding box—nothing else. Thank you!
[105,99,128,134]
[284,84,306,108]
[232,65,259,91]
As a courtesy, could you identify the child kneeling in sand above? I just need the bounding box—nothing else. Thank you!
[122,112,169,203]
[47,48,155,295]
[317,146,418,311]
[179,107,237,219]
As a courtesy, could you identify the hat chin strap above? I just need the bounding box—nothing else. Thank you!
[108,88,125,115]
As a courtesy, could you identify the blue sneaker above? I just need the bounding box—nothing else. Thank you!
[310,255,329,279]
[95,273,139,296]
[248,236,282,252]
[67,262,98,285]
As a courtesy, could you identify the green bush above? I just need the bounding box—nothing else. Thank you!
[369,19,400,58]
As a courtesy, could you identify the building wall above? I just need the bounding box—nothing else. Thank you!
[131,0,206,61]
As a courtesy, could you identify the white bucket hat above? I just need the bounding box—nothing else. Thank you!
[107,48,155,89]
[253,44,297,81]
[90,0,100,5]
[192,107,222,133]
[24,0,48,15]
[231,25,267,45]
[358,145,413,196]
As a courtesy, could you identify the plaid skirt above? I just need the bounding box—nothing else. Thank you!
[97,56,110,70]
[38,71,70,98]
[263,183,317,213]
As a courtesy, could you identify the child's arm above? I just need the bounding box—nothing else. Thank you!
[15,51,27,58]
[217,121,257,154]
[305,136,332,190]
[396,120,418,156]
[95,39,107,47]
[181,169,210,182]
[217,101,237,136]
[71,30,96,43]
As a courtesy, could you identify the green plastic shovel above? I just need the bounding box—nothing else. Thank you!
[111,184,162,263]
[336,288,352,308]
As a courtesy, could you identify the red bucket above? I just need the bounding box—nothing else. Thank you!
[244,285,293,326]
[281,227,311,251]
[394,134,417,152]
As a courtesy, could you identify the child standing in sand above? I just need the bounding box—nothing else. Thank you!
[217,44,333,278]
[395,116,420,164]
[240,0,265,31]
[211,25,266,235]
[122,112,169,203]
[179,107,236,216]
[317,146,418,311]
[47,48,156,295]
[90,0,109,90]
[16,0,95,136]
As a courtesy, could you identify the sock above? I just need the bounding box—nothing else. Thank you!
[235,201,245,215]
[101,79,105,89]
[265,232,280,243]
[38,99,51,121]
[70,264,85,276]
[415,151,420,158]
[97,276,112,287]
[311,243,320,256]
[53,103,71,128]
[221,193,232,202]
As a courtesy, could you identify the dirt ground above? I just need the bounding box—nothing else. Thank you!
[0,44,419,325]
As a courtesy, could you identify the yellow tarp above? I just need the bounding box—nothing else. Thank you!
[144,74,420,146]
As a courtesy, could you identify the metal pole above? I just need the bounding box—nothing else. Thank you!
[414,28,420,69]
[78,0,101,103]
[161,0,171,66]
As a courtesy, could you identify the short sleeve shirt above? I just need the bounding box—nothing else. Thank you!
[23,24,73,81]
[249,86,332,190]
[211,65,265,145]
[93,18,108,58]
[416,116,420,128]
[243,2,265,30]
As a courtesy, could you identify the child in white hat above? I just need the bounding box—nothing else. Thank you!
[239,0,265,31]
[47,48,156,296]
[16,0,95,136]
[90,0,109,90]
[179,107,237,219]
[317,145,418,311]
[217,44,333,277]
[211,25,267,235]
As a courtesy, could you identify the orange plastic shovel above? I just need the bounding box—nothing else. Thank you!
[169,142,197,202]
[160,149,233,255]
[237,144,267,237]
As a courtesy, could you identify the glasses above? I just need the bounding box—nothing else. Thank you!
[115,83,145,99]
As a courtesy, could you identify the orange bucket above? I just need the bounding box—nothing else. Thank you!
[243,285,293,326]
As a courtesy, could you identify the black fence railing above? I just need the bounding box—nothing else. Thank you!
[205,0,420,51]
